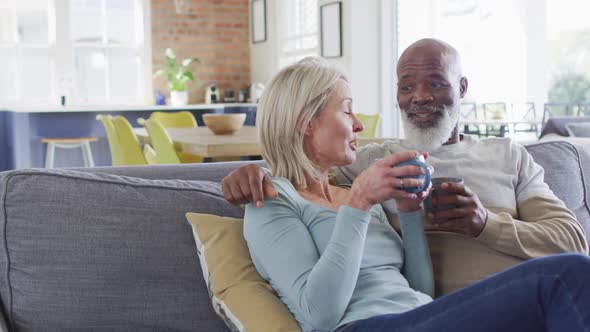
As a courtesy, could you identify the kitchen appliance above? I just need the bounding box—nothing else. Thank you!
[224,89,236,103]
[205,84,220,104]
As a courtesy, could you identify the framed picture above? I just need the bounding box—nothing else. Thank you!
[320,1,342,58]
[251,0,267,43]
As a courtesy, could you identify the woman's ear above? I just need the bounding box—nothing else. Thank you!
[300,117,317,137]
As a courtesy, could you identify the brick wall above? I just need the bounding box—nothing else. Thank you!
[151,0,251,104]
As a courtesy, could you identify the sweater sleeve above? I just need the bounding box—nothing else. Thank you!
[244,198,370,331]
[331,143,390,186]
[476,145,589,257]
[398,209,435,297]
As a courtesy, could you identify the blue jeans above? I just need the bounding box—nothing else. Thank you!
[337,254,590,332]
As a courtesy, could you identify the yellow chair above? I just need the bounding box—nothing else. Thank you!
[111,116,147,165]
[143,144,158,165]
[356,113,381,138]
[96,115,123,165]
[149,111,197,128]
[137,118,203,164]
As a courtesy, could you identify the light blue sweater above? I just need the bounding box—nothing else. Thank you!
[244,178,433,332]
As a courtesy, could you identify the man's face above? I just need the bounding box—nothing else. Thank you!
[396,49,466,151]
[397,54,463,129]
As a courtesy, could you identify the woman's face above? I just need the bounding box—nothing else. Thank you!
[304,78,364,170]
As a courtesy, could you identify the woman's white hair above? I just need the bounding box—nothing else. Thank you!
[257,57,346,188]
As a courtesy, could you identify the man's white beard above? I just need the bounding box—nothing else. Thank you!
[400,105,459,153]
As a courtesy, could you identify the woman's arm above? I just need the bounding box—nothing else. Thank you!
[244,200,370,331]
[399,209,434,297]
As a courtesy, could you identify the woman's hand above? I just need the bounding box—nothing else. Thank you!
[346,150,427,211]
[395,174,432,212]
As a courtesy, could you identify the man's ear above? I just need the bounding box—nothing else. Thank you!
[459,77,468,98]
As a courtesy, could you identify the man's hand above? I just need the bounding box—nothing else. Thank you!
[425,182,488,237]
[221,164,278,208]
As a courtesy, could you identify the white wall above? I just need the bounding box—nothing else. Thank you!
[318,0,398,137]
[249,0,399,136]
[249,0,278,85]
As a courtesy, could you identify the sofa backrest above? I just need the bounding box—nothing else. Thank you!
[0,140,587,331]
[525,140,590,245]
[0,169,243,331]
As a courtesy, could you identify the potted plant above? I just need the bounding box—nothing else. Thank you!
[154,48,200,106]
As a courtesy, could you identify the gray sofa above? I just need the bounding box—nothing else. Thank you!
[0,140,588,331]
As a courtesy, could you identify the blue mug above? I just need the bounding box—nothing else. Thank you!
[395,155,431,193]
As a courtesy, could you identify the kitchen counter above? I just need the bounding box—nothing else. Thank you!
[0,103,257,113]
[0,104,257,170]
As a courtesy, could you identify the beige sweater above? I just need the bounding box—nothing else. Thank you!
[333,134,588,296]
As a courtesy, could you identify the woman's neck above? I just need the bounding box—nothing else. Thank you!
[297,171,334,202]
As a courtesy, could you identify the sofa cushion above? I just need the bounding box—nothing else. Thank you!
[566,122,590,137]
[525,140,590,245]
[0,169,242,331]
[186,213,301,332]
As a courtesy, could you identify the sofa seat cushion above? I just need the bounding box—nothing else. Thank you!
[186,213,301,332]
[0,169,242,331]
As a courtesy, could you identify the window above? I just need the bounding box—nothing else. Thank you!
[0,0,151,106]
[278,0,318,68]
[396,0,590,108]
[0,0,53,103]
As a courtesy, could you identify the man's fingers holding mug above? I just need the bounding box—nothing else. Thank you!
[428,207,470,223]
[439,181,473,196]
[431,194,471,207]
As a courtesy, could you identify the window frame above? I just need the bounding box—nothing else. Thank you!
[0,0,152,107]
[276,0,319,69]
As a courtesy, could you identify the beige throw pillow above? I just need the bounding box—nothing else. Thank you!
[186,213,301,332]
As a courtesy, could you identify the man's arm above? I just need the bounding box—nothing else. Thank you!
[429,145,588,258]
[331,143,392,185]
[222,164,277,206]
[475,145,588,257]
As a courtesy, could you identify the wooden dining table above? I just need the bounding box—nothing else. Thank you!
[134,125,392,160]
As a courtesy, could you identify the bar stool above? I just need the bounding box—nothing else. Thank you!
[41,137,98,168]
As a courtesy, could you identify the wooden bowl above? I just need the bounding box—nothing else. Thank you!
[202,113,247,135]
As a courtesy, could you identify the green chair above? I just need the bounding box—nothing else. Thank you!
[137,118,203,164]
[111,116,148,165]
[356,113,381,138]
[149,111,197,128]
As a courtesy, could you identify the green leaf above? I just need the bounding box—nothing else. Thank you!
[165,48,176,68]
[181,57,200,67]
[184,71,194,81]
[156,48,199,92]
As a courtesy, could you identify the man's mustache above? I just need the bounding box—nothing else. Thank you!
[402,106,445,114]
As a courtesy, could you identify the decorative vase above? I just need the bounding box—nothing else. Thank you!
[170,90,189,106]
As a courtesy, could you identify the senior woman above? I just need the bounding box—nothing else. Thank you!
[244,57,590,332]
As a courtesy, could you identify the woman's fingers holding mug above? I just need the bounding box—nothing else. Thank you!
[380,150,421,167]
[389,165,424,178]
[395,177,424,190]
